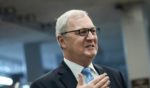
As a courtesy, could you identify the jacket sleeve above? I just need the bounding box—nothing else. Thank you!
[119,71,127,88]
[30,75,65,88]
[30,82,44,88]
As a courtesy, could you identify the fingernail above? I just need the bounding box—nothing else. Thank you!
[103,73,107,76]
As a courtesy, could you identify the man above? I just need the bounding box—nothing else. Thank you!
[30,10,127,88]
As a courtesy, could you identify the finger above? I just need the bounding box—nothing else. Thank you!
[102,86,109,88]
[91,73,107,84]
[101,80,110,88]
[77,73,84,86]
[95,76,109,88]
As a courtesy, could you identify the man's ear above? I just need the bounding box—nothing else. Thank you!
[57,35,66,49]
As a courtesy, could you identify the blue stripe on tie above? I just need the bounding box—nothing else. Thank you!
[81,67,94,83]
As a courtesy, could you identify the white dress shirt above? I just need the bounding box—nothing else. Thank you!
[64,58,99,84]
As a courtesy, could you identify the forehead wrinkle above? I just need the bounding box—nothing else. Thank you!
[68,18,83,30]
[67,17,80,31]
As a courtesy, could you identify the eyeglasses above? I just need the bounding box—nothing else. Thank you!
[61,27,100,36]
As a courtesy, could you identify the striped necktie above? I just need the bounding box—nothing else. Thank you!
[81,67,94,83]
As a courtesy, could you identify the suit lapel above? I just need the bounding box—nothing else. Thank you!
[58,61,77,88]
[94,65,114,88]
[57,62,105,88]
[93,64,105,75]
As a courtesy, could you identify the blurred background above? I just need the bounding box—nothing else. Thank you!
[0,0,150,88]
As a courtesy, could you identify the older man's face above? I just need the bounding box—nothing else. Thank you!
[63,15,98,61]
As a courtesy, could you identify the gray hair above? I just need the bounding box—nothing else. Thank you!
[55,10,88,37]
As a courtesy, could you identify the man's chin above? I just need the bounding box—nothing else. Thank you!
[84,52,97,58]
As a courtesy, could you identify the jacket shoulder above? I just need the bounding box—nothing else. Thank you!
[94,64,127,88]
[30,68,62,88]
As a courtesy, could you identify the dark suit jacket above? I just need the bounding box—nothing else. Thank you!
[30,61,127,88]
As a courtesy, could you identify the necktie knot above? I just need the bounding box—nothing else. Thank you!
[81,67,94,83]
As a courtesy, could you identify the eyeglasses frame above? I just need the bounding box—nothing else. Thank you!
[60,27,100,36]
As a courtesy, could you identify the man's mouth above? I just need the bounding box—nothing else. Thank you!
[85,45,94,48]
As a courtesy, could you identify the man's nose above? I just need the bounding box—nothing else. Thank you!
[86,31,94,40]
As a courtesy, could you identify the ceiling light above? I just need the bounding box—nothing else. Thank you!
[0,76,13,86]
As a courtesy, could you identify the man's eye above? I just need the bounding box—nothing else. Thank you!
[80,30,87,34]
[91,30,96,33]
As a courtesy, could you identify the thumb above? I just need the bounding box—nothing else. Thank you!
[77,73,84,86]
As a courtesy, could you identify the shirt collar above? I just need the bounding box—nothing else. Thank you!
[89,63,97,74]
[64,58,83,79]
[64,58,97,79]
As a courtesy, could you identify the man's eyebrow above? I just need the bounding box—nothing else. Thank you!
[78,27,96,30]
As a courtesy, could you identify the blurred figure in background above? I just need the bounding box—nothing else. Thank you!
[14,82,20,88]
[30,9,127,88]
